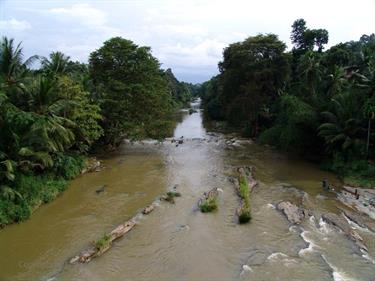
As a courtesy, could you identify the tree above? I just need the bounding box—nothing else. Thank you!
[297,51,322,97]
[56,76,103,152]
[291,19,309,50]
[291,19,329,53]
[89,37,173,145]
[41,51,70,75]
[314,29,329,52]
[218,34,290,136]
[0,37,37,89]
[164,68,191,107]
[318,92,363,154]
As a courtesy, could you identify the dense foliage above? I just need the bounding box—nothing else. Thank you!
[0,36,191,226]
[201,19,375,187]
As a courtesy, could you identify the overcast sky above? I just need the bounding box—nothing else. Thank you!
[1,0,375,83]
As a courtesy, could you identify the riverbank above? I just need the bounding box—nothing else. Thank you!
[0,156,104,228]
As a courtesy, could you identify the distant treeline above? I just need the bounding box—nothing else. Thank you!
[0,36,195,226]
[200,19,375,187]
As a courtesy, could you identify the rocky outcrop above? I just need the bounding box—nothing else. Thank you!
[81,157,102,174]
[69,220,136,264]
[341,208,375,233]
[142,205,155,215]
[225,137,253,149]
[338,186,375,220]
[229,166,257,223]
[322,213,367,252]
[160,190,181,204]
[276,201,309,224]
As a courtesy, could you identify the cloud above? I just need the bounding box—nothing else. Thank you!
[0,18,31,31]
[4,0,375,82]
[49,3,107,27]
[159,39,225,67]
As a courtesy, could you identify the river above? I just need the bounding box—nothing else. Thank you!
[1,100,375,281]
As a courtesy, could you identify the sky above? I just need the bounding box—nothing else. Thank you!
[1,0,375,83]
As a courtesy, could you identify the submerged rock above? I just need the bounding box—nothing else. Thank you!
[95,185,106,194]
[276,201,309,224]
[245,248,271,266]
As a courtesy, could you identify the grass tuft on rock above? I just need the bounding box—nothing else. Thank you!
[237,174,252,223]
[200,197,218,213]
[95,234,111,252]
[238,204,252,223]
[167,191,181,197]
[239,175,249,199]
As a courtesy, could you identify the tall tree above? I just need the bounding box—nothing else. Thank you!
[89,37,173,145]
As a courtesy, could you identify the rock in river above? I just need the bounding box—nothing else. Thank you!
[276,201,309,224]
[142,205,155,215]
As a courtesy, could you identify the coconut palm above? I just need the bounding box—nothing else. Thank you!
[297,51,322,97]
[326,66,347,97]
[0,37,37,88]
[318,92,363,153]
[41,51,71,75]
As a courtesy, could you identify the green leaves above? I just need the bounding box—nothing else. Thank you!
[89,37,173,145]
[0,159,15,181]
[18,147,54,169]
[216,34,290,133]
[318,93,363,153]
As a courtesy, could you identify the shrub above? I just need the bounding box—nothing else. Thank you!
[0,173,68,226]
[53,153,85,180]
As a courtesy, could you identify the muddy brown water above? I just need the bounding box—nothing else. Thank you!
[1,100,375,281]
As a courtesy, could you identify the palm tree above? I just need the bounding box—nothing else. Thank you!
[297,51,322,97]
[41,51,70,75]
[0,37,37,88]
[318,92,363,153]
[326,66,347,97]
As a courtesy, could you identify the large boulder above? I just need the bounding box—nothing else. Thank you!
[276,201,308,224]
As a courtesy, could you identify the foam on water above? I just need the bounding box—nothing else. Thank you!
[322,255,357,281]
[266,203,275,209]
[239,265,252,277]
[299,230,316,256]
[267,252,289,260]
[319,217,332,234]
[343,214,375,236]
[361,249,375,264]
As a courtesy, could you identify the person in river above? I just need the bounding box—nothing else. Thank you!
[322,180,336,192]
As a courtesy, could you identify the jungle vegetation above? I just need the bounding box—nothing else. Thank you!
[200,19,375,187]
[0,36,193,226]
